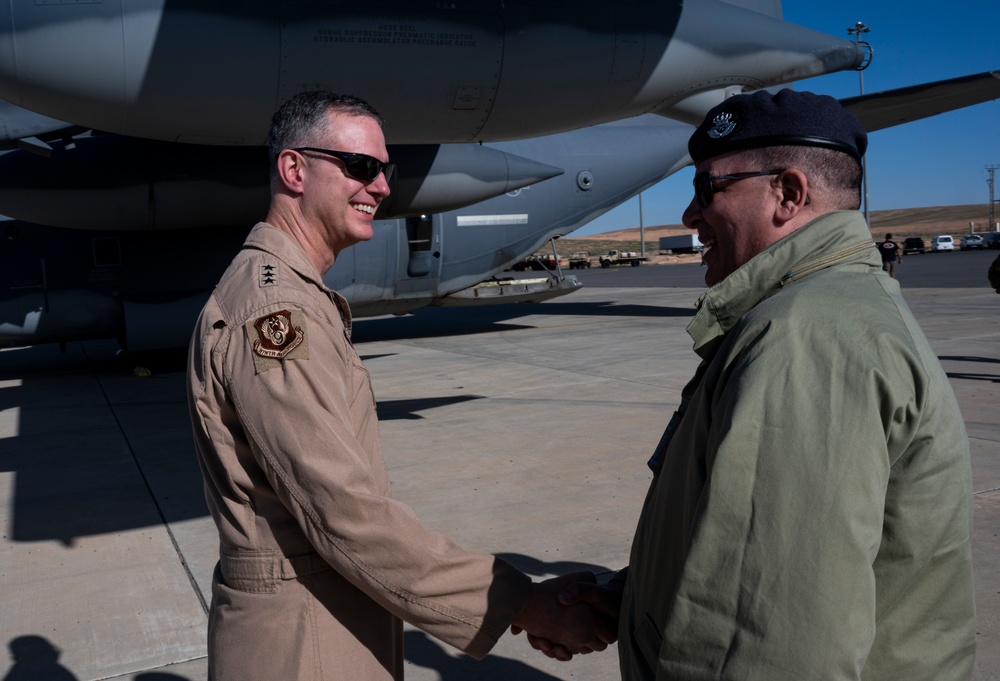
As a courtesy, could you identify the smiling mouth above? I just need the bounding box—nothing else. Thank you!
[700,237,717,251]
[351,203,376,215]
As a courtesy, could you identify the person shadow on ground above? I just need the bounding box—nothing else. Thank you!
[3,636,79,681]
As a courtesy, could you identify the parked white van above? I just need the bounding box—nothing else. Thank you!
[930,235,955,252]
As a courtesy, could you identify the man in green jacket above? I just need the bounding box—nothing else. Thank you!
[535,90,977,679]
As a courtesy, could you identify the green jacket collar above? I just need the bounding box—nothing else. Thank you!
[687,211,878,357]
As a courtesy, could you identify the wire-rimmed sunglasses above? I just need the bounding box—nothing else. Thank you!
[291,147,395,183]
[693,169,785,208]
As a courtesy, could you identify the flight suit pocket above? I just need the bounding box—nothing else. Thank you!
[218,548,332,594]
[218,548,280,594]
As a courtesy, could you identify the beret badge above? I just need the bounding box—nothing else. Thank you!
[706,112,736,139]
[688,90,868,164]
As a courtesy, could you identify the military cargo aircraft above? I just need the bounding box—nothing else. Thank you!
[0,0,996,350]
[0,0,869,143]
[0,114,694,348]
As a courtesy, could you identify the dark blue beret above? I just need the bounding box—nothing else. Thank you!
[688,89,868,165]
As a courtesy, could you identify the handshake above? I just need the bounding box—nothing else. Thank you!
[510,572,624,661]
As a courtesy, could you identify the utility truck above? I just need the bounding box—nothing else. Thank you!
[598,250,647,268]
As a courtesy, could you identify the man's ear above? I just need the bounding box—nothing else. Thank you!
[276,149,306,194]
[773,168,810,225]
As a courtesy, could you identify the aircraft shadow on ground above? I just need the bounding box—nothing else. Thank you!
[0,347,207,544]
[0,302,661,543]
[0,379,496,544]
[0,347,511,543]
[1,442,175,545]
[353,300,695,343]
[377,395,485,420]
[939,355,1000,384]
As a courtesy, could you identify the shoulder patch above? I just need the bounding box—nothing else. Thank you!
[245,308,309,373]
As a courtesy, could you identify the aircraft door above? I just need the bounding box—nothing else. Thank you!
[395,215,442,295]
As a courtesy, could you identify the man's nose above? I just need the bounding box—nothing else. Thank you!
[681,198,701,229]
[370,172,391,199]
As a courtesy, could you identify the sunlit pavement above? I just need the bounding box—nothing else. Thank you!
[1,285,997,680]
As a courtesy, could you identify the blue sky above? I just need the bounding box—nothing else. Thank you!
[573,1,1000,236]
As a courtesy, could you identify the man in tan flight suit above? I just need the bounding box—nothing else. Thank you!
[186,91,614,680]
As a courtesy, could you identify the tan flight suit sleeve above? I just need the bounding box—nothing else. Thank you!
[224,299,530,658]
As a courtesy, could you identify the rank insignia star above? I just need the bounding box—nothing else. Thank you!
[259,263,278,287]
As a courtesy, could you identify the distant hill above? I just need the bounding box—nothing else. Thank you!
[564,204,997,243]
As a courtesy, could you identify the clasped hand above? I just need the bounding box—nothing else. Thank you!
[510,571,624,661]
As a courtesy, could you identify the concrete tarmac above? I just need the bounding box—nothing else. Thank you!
[0,284,997,680]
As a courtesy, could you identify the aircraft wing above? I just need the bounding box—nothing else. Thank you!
[841,70,1000,132]
[0,0,866,145]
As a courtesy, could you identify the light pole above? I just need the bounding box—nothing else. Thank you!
[988,165,998,231]
[848,21,873,227]
[639,192,645,257]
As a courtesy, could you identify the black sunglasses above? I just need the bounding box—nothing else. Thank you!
[291,147,395,183]
[693,169,785,208]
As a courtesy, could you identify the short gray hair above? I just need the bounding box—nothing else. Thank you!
[267,92,385,183]
[738,145,862,210]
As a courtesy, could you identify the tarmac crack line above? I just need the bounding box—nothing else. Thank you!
[84,346,210,616]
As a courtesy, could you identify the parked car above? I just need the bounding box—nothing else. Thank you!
[960,234,985,250]
[902,237,925,254]
[929,235,955,252]
[987,233,1000,250]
